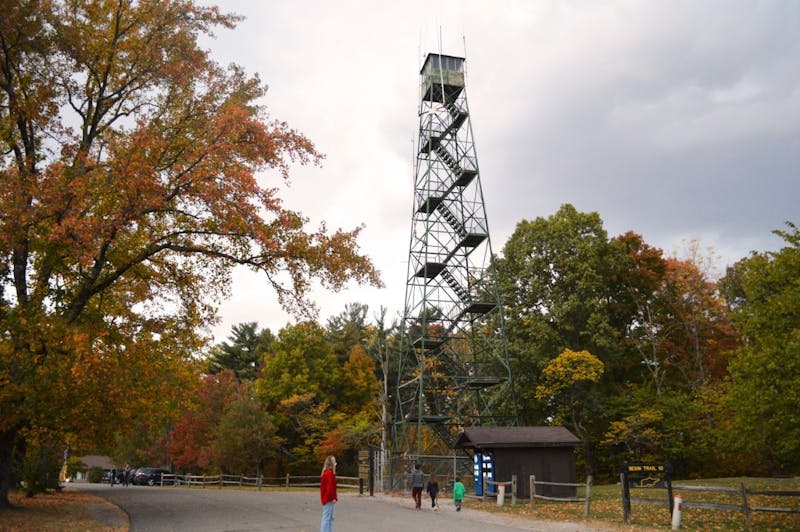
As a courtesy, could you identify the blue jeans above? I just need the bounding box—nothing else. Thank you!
[321,501,335,532]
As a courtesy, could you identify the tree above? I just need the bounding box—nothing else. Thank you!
[611,232,669,394]
[535,348,604,475]
[496,205,629,423]
[207,322,273,381]
[326,302,370,363]
[718,222,800,474]
[255,322,343,473]
[365,306,398,489]
[657,245,736,390]
[535,349,604,439]
[213,381,280,475]
[341,345,379,414]
[0,1,380,506]
[496,206,700,477]
[167,371,239,473]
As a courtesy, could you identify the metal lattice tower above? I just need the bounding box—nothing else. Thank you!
[393,53,518,458]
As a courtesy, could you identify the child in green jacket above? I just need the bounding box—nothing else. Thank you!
[453,476,465,511]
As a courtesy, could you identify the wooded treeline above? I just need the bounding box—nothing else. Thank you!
[119,206,799,483]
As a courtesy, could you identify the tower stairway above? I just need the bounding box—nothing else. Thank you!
[440,268,469,303]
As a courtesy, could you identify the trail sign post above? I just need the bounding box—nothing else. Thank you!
[621,462,673,524]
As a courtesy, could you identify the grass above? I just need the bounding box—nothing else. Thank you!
[0,489,126,531]
[466,477,800,531]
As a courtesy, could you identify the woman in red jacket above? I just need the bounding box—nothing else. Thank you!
[320,455,338,532]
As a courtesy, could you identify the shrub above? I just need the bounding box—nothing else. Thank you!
[87,467,104,483]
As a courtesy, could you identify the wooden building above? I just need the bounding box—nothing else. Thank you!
[453,426,581,498]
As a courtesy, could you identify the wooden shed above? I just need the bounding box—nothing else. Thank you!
[454,426,581,498]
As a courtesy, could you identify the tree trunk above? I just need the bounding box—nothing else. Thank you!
[0,427,20,508]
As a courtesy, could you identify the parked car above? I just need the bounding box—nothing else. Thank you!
[132,467,171,486]
[124,467,139,485]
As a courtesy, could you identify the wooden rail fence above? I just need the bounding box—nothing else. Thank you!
[530,474,593,518]
[157,473,363,493]
[483,476,518,507]
[621,475,800,527]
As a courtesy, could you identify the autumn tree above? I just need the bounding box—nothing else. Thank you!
[611,232,669,393]
[535,348,604,471]
[213,381,281,475]
[318,344,380,467]
[167,371,239,472]
[658,245,736,390]
[0,1,379,506]
[612,246,737,475]
[255,322,344,473]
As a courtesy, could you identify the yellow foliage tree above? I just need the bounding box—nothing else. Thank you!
[535,349,604,439]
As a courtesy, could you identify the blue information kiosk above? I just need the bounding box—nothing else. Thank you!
[473,451,496,496]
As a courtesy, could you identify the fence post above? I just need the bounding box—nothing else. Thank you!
[202,475,206,489]
[620,472,631,524]
[219,474,222,489]
[285,473,290,490]
[530,475,536,508]
[257,474,262,491]
[511,474,517,507]
[482,476,487,502]
[740,482,751,529]
[359,477,364,496]
[239,474,243,487]
[584,475,592,518]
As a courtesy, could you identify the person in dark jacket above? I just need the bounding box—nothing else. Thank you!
[426,474,440,510]
[320,456,338,532]
[410,463,425,509]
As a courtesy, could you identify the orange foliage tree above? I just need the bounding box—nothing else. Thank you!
[0,1,380,506]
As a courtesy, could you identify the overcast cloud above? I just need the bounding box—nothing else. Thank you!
[199,1,799,341]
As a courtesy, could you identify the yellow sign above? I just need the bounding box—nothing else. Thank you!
[624,462,668,476]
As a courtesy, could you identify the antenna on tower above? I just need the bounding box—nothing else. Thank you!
[462,34,469,83]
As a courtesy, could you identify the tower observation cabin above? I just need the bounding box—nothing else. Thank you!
[421,54,465,103]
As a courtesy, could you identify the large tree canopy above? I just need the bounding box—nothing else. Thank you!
[0,0,379,506]
[496,205,629,421]
[718,223,800,474]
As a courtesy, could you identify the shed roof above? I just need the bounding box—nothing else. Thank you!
[454,426,581,450]
[80,455,115,469]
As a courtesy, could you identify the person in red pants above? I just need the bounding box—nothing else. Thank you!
[410,463,425,509]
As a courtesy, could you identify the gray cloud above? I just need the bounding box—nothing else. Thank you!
[201,1,799,339]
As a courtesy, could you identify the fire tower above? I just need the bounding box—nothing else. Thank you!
[394,53,518,459]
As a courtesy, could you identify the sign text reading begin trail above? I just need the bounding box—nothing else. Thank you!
[626,464,666,473]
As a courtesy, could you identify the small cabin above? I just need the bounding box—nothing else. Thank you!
[454,426,581,498]
[420,53,465,103]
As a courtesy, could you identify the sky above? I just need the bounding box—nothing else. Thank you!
[200,1,799,342]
